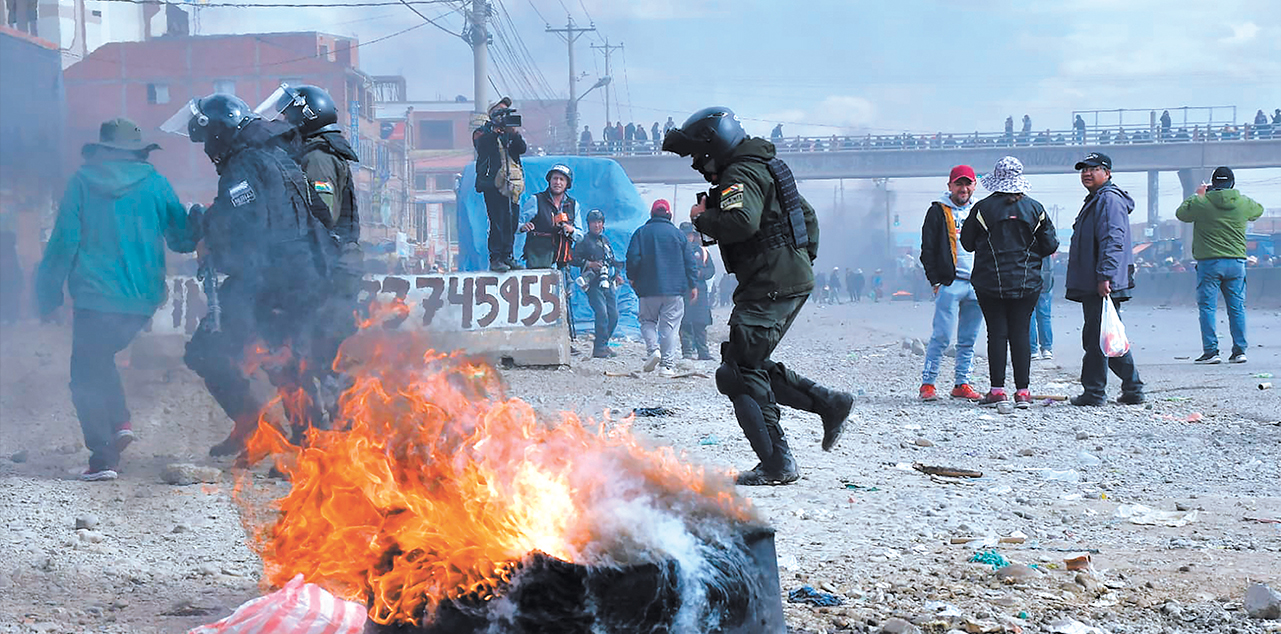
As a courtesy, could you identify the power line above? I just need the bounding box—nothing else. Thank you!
[524,0,550,26]
[396,0,465,40]
[99,0,456,6]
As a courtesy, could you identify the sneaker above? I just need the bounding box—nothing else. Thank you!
[950,384,982,400]
[919,384,939,401]
[489,259,511,273]
[1041,350,1053,360]
[1069,394,1106,407]
[503,257,524,270]
[1228,352,1248,364]
[1014,390,1032,409]
[642,350,661,372]
[1117,391,1146,405]
[659,365,681,377]
[591,349,617,359]
[978,389,1008,406]
[81,468,118,482]
[114,422,136,453]
[1194,352,1221,365]
[696,353,716,361]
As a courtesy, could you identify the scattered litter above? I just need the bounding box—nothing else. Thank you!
[1260,382,1273,391]
[913,463,982,478]
[604,370,639,378]
[987,485,1013,494]
[1243,517,1281,524]
[1064,553,1092,571]
[698,435,719,446]
[1040,398,1057,407]
[188,574,366,634]
[1253,372,1274,379]
[1183,412,1204,422]
[968,550,1010,570]
[1077,451,1101,466]
[1047,617,1107,634]
[1031,394,1067,401]
[1162,396,1192,402]
[632,406,675,417]
[924,600,964,617]
[777,554,799,571]
[842,483,881,492]
[978,414,996,421]
[1036,468,1081,483]
[1114,504,1200,527]
[787,585,844,607]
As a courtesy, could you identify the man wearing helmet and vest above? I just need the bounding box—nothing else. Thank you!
[573,209,624,358]
[256,84,362,416]
[520,164,581,269]
[663,107,854,486]
[161,93,337,457]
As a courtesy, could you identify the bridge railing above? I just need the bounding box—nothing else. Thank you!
[553,120,1279,157]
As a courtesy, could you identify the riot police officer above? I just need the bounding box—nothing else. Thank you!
[162,93,336,456]
[663,107,854,485]
[257,84,362,414]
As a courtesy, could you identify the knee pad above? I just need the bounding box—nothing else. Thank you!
[715,362,745,397]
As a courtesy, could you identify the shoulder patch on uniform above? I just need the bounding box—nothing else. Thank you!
[721,183,745,210]
[228,180,256,207]
[313,181,334,194]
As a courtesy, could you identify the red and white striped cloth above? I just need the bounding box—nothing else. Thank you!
[188,574,367,634]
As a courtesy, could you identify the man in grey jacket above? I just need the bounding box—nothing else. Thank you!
[1064,153,1144,406]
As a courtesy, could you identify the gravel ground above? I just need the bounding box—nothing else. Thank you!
[1,299,1278,633]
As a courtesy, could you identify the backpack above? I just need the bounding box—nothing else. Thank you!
[494,136,525,201]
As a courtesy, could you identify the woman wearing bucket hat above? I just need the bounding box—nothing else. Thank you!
[960,156,1059,411]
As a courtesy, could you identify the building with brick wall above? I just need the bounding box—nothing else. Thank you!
[61,30,414,245]
[2,0,188,68]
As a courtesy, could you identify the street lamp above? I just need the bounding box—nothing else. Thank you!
[567,76,611,147]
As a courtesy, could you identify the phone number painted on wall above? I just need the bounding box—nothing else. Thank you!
[360,271,564,331]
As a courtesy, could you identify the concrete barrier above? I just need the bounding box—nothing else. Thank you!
[140,270,571,367]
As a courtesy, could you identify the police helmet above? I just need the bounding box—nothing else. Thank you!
[661,107,746,163]
[585,209,605,224]
[161,93,255,144]
[547,164,573,188]
[256,84,339,136]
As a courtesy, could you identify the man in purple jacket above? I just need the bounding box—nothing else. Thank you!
[1064,152,1144,406]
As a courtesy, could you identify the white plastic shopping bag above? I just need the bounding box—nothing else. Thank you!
[188,574,366,634]
[1099,298,1130,358]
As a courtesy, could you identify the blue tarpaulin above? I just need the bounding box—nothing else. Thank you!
[457,157,654,338]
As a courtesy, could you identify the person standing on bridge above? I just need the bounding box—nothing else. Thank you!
[1065,152,1145,406]
[918,165,984,403]
[664,106,853,486]
[1073,115,1086,144]
[1175,166,1264,365]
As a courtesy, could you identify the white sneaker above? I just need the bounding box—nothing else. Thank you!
[1041,350,1053,360]
[643,350,661,372]
[659,366,680,377]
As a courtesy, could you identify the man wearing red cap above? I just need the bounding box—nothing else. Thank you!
[626,199,699,373]
[917,165,984,402]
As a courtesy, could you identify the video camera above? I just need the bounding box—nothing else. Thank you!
[490,107,522,129]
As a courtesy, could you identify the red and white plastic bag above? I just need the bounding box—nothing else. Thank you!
[1099,299,1130,358]
[188,574,367,634]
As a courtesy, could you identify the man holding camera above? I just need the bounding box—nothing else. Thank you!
[574,209,623,358]
[663,107,853,486]
[520,164,580,269]
[473,97,527,272]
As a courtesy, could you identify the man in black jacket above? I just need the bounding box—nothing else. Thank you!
[573,209,622,358]
[679,222,717,360]
[473,97,526,272]
[918,165,984,402]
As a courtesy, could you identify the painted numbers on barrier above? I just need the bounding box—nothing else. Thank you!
[364,271,563,331]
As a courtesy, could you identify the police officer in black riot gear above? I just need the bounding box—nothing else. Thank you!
[664,107,854,486]
[256,84,362,417]
[162,93,337,457]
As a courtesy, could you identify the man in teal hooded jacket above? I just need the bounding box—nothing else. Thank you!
[36,118,197,481]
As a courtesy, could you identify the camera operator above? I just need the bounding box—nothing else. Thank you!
[573,209,623,358]
[473,97,527,272]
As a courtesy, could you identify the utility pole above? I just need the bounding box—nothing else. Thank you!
[589,38,622,128]
[547,15,595,146]
[468,0,490,118]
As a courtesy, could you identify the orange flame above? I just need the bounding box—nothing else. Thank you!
[236,320,753,626]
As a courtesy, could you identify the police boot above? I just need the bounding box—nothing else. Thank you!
[771,366,853,452]
[209,414,257,457]
[736,420,800,486]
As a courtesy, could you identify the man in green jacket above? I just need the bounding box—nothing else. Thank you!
[1175,166,1264,365]
[664,107,853,486]
[36,118,197,481]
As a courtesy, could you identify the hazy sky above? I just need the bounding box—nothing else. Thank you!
[199,0,1279,223]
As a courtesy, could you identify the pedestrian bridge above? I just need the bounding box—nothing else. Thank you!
[594,136,1281,185]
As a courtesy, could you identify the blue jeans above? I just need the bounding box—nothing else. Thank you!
[1028,290,1053,353]
[922,279,982,386]
[1195,258,1248,356]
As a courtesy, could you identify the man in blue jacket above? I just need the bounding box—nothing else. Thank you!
[36,118,198,480]
[1064,152,1144,406]
[626,199,698,373]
